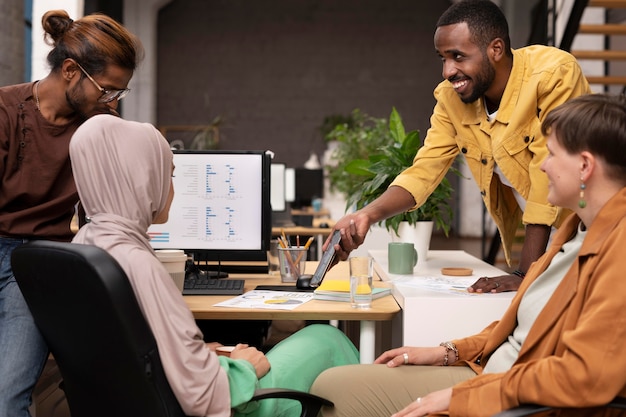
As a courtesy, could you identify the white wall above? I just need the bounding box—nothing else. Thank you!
[122,0,173,122]
[31,0,83,81]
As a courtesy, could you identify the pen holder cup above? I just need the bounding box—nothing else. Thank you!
[278,247,307,283]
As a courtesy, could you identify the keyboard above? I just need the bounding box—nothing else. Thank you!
[183,277,245,295]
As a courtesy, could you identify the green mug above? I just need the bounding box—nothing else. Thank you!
[388,242,418,274]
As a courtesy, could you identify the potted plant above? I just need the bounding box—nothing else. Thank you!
[337,107,459,239]
[323,109,392,199]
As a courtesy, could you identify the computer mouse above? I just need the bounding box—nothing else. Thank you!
[296,274,313,289]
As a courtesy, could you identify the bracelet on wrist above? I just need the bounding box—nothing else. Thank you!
[439,341,458,366]
[512,269,526,279]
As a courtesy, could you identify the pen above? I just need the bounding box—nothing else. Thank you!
[295,236,314,264]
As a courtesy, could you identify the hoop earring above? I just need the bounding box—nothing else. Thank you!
[578,178,586,208]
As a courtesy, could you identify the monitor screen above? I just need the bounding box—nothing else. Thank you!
[148,150,271,263]
[293,168,324,208]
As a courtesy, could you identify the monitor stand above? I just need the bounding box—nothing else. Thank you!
[201,270,229,279]
[186,259,228,279]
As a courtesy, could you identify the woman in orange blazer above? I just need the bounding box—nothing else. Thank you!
[311,93,626,417]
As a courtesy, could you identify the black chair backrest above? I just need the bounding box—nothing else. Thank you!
[12,240,186,417]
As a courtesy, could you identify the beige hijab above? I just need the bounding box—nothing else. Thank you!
[70,114,231,417]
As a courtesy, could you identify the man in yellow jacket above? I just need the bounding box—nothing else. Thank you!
[331,0,591,292]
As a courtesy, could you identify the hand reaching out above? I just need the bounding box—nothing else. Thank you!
[323,214,370,262]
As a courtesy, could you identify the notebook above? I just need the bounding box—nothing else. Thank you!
[313,279,391,302]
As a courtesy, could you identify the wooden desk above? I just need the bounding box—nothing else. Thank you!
[290,208,331,218]
[185,261,400,363]
[271,226,334,237]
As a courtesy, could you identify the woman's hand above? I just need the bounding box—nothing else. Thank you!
[468,274,522,293]
[374,346,444,367]
[205,342,224,351]
[229,344,271,379]
[391,388,452,417]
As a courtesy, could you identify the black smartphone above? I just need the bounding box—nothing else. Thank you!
[295,229,341,289]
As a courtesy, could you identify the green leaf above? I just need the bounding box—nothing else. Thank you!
[389,107,406,143]
[344,159,374,177]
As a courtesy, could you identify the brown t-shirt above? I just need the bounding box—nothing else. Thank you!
[0,82,82,241]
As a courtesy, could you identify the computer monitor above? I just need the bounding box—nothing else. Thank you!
[270,163,286,212]
[270,163,296,227]
[285,167,296,204]
[293,168,324,208]
[148,150,271,271]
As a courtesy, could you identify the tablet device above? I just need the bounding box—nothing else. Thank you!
[306,229,341,288]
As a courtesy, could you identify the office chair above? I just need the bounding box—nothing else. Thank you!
[11,240,332,417]
[492,396,626,416]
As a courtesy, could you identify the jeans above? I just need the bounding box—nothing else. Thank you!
[0,237,48,417]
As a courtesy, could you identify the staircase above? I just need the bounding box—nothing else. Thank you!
[568,0,626,89]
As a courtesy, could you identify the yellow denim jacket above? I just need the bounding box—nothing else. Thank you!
[392,45,591,265]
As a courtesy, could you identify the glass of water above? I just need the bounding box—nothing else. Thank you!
[349,256,373,308]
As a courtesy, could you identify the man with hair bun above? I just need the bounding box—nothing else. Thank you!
[0,10,143,416]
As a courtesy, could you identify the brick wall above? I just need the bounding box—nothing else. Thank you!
[0,0,24,85]
[156,0,449,166]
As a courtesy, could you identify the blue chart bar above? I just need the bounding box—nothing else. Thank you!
[206,164,215,195]
[226,164,236,196]
[204,163,243,241]
[205,207,215,238]
[226,206,235,238]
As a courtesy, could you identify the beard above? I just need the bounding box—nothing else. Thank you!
[66,84,119,120]
[460,55,496,104]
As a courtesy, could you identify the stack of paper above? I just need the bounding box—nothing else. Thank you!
[313,279,391,302]
[214,290,314,310]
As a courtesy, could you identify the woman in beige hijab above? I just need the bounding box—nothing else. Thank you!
[70,114,359,417]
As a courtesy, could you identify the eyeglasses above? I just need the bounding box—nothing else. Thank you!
[74,61,130,103]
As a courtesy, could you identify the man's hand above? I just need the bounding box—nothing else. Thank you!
[468,274,523,293]
[323,212,371,262]
[323,186,417,262]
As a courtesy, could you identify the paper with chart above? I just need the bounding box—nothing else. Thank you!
[391,275,480,296]
[213,290,315,310]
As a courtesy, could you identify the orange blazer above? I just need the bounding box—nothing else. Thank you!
[448,188,626,417]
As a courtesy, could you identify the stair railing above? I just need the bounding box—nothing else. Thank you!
[528,0,590,49]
